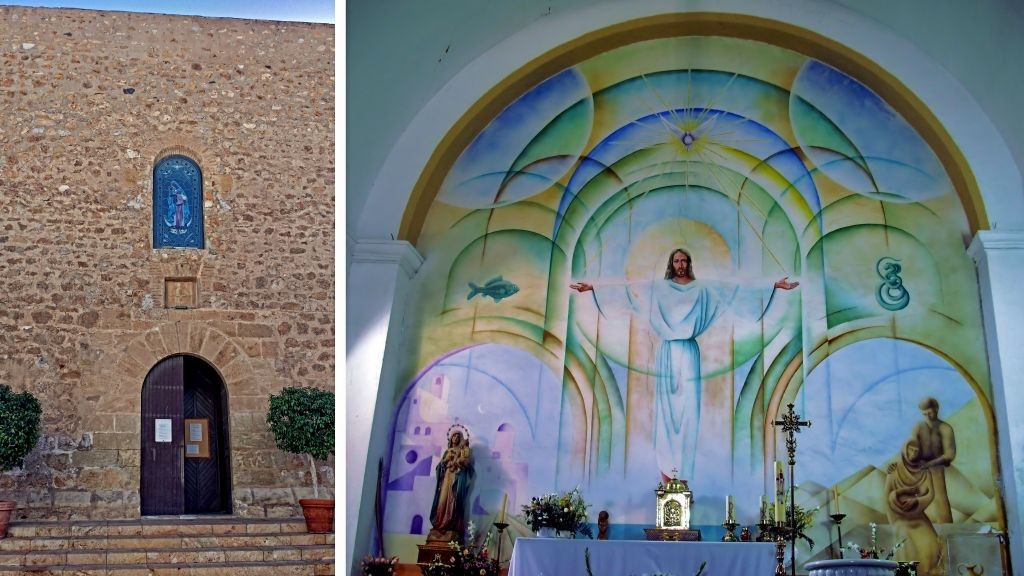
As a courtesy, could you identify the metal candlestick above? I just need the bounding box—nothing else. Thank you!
[773,522,789,576]
[722,521,739,542]
[830,513,846,559]
[493,521,509,574]
[773,403,811,576]
[756,522,773,542]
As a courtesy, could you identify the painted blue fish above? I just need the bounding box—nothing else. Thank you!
[467,276,519,303]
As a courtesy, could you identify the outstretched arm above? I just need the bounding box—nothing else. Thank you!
[774,277,799,290]
[925,423,956,468]
[570,282,594,292]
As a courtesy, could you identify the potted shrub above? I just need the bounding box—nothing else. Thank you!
[267,386,335,533]
[0,384,42,538]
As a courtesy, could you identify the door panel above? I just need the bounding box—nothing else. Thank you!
[140,356,184,516]
[141,355,231,516]
[183,364,223,513]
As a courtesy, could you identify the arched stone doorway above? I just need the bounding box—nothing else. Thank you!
[140,355,232,515]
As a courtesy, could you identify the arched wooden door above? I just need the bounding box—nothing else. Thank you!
[141,355,232,515]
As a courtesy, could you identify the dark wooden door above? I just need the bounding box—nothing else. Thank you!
[140,356,185,515]
[140,355,231,515]
[183,356,230,513]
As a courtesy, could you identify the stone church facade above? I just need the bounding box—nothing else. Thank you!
[0,7,334,520]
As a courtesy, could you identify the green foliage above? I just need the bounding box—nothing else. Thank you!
[0,385,42,473]
[766,502,819,550]
[266,386,334,461]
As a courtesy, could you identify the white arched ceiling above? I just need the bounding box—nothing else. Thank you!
[352,0,1023,243]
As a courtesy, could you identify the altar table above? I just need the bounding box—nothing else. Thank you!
[508,537,776,576]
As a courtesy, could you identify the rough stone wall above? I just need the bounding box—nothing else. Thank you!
[0,7,334,519]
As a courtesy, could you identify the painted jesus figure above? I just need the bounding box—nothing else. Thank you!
[571,248,798,481]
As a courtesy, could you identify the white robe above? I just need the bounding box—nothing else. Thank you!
[595,279,775,479]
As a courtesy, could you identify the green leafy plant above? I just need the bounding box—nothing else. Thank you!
[266,386,334,498]
[766,501,820,550]
[0,385,42,473]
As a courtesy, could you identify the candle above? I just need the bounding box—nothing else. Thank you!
[759,495,768,524]
[499,493,507,523]
[774,461,785,523]
[832,486,840,515]
[725,495,735,522]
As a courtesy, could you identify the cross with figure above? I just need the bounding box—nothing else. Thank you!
[773,403,811,576]
[774,403,811,465]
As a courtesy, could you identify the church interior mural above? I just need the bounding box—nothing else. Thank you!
[380,35,1000,574]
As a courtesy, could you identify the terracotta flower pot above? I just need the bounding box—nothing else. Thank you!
[0,501,16,539]
[298,498,335,534]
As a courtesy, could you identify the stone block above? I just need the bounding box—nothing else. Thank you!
[265,504,301,518]
[251,488,294,506]
[91,432,137,450]
[237,323,274,338]
[79,413,115,433]
[117,450,140,467]
[53,491,92,507]
[79,467,128,490]
[71,449,118,468]
[43,453,72,471]
[91,490,126,504]
[113,414,140,433]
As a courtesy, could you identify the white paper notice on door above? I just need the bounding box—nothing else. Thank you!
[155,419,172,443]
[186,444,200,455]
[189,422,203,442]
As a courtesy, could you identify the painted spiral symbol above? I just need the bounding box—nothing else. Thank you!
[876,257,910,311]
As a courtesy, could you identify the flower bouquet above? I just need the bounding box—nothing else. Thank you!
[361,554,399,576]
[521,486,593,538]
[422,522,499,576]
[845,522,906,560]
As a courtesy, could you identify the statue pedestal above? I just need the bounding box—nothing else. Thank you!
[417,540,458,569]
[644,528,702,541]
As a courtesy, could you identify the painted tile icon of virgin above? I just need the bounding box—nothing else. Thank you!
[166,180,191,233]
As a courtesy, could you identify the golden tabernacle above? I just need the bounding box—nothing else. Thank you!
[644,472,701,541]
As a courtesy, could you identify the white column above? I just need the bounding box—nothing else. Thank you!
[968,230,1024,573]
[345,239,423,576]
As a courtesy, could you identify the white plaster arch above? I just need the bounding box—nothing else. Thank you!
[354,0,1024,241]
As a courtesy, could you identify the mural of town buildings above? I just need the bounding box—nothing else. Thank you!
[381,35,1000,574]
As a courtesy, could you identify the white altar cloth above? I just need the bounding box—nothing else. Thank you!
[507,537,776,576]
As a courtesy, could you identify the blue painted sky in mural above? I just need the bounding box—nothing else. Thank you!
[791,60,948,201]
[797,337,975,487]
[0,0,334,22]
[440,67,592,209]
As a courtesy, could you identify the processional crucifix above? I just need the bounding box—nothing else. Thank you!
[773,402,811,576]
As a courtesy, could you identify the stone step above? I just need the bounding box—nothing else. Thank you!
[6,517,308,539]
[0,543,333,566]
[0,557,335,575]
[0,518,333,575]
[0,531,332,552]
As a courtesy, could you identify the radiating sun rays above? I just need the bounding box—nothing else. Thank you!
[599,72,795,274]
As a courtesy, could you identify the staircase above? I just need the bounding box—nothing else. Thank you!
[0,516,334,575]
